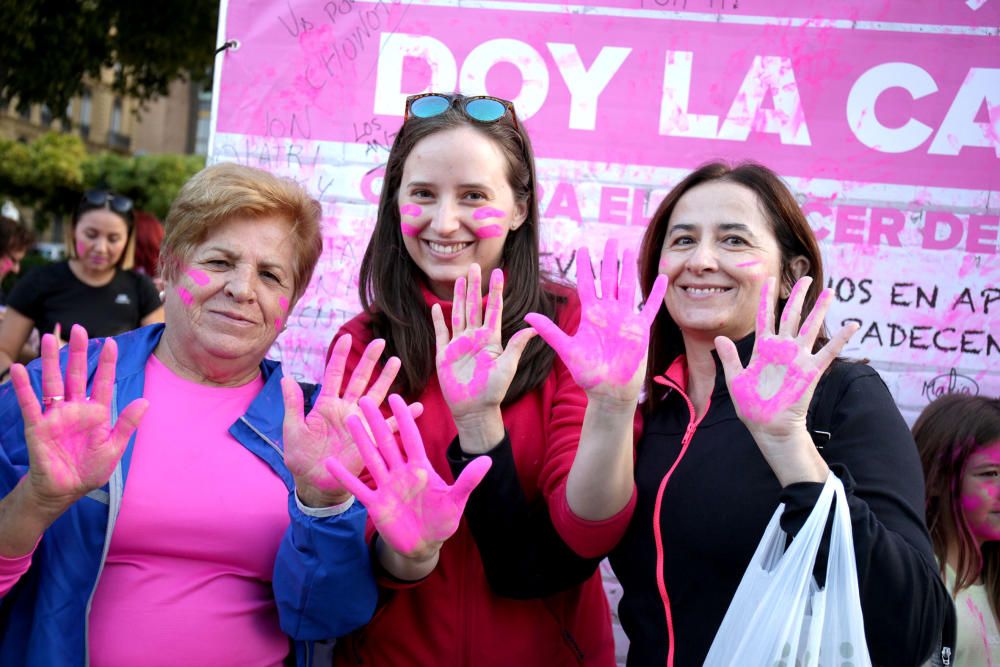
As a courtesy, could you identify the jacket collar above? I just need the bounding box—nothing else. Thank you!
[111,323,290,444]
[653,332,756,397]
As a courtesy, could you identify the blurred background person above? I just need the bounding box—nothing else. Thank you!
[0,190,163,382]
[132,210,166,292]
[0,214,35,306]
[916,394,1000,666]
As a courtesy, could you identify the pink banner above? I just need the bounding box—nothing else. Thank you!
[210,0,999,421]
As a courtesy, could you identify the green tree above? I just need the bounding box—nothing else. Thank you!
[0,132,204,225]
[83,152,205,218]
[0,0,218,118]
[0,133,87,224]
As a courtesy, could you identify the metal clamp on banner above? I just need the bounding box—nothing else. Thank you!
[215,39,241,54]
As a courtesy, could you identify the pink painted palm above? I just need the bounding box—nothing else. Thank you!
[525,240,668,401]
[715,276,859,439]
[282,334,418,502]
[432,265,536,418]
[10,325,148,510]
[325,395,491,559]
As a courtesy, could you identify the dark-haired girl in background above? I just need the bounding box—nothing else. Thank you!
[0,191,164,380]
[916,394,1000,665]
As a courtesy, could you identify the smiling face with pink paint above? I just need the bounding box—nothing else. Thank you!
[161,215,298,372]
[398,127,527,299]
[72,209,130,276]
[658,181,802,343]
[961,441,1000,546]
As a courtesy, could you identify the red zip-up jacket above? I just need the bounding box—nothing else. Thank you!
[331,284,635,666]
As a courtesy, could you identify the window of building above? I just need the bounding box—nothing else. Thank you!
[80,88,92,139]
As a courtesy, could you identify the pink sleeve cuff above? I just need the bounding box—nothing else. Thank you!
[551,482,637,559]
[0,539,40,598]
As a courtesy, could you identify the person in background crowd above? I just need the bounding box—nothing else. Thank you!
[0,163,385,666]
[132,210,166,291]
[0,190,164,382]
[0,215,35,304]
[916,394,1000,666]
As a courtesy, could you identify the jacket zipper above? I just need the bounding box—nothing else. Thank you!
[83,388,124,667]
[651,377,708,667]
[239,416,286,460]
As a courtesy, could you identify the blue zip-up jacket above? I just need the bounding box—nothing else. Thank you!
[0,324,378,666]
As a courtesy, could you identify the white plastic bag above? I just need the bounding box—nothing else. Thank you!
[704,472,872,667]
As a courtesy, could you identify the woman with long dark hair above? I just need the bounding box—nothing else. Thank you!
[323,93,656,666]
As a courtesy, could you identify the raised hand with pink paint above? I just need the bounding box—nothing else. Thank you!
[281,333,419,507]
[431,263,536,418]
[715,276,860,440]
[9,324,149,511]
[525,239,668,402]
[325,395,492,560]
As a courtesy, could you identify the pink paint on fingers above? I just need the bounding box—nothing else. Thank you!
[474,224,504,239]
[401,222,420,237]
[186,269,210,286]
[484,270,503,329]
[756,279,773,334]
[472,207,505,221]
[400,204,422,217]
[176,286,194,306]
[799,288,833,336]
[729,338,818,423]
[336,394,489,557]
[780,278,809,324]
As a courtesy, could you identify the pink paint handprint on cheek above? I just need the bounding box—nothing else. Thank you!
[473,208,506,239]
[276,296,289,330]
[176,286,194,306]
[400,204,423,237]
[186,269,210,286]
[473,207,504,221]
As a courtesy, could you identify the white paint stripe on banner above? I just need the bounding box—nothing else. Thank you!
[352,0,1000,36]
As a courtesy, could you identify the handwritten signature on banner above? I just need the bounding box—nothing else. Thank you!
[921,368,980,400]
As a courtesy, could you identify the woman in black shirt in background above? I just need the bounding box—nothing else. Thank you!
[0,190,163,380]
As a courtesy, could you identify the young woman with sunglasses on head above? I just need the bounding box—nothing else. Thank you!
[312,93,654,666]
[916,394,1000,666]
[0,191,165,381]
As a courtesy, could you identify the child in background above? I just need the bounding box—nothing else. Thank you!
[916,394,1000,665]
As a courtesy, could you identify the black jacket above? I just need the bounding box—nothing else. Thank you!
[609,335,951,666]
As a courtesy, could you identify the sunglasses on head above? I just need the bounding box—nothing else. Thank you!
[83,189,134,217]
[404,93,519,130]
